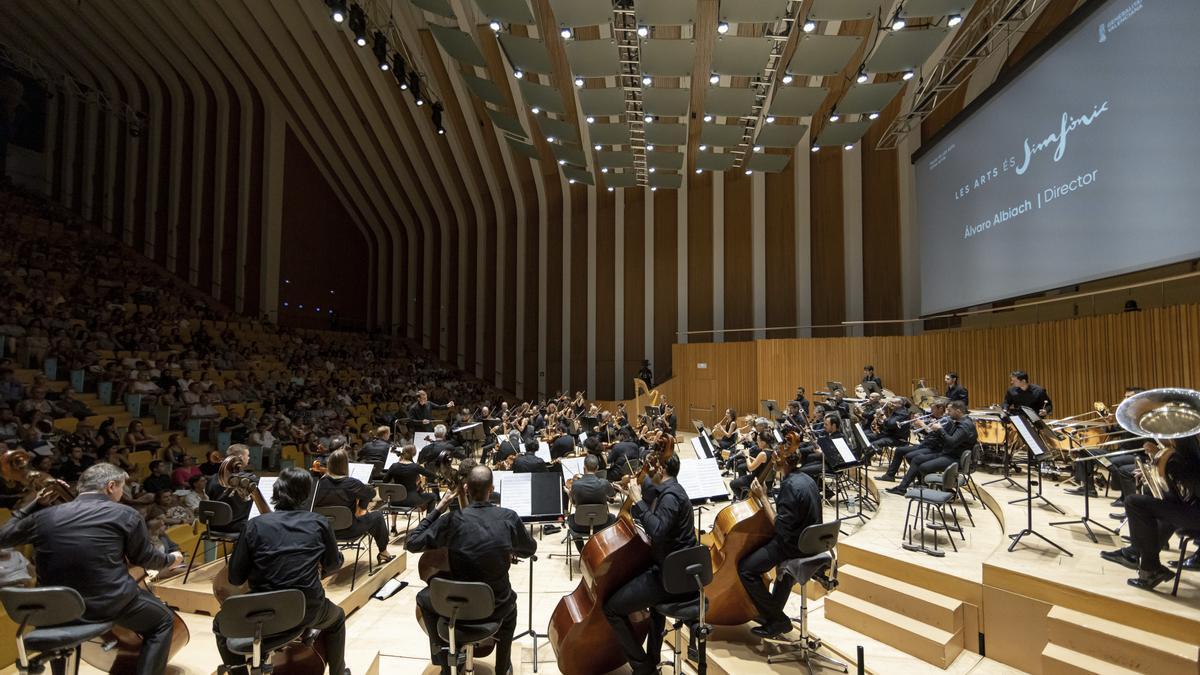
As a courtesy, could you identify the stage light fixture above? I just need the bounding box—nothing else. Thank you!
[651,187,657,192]
[844,143,854,150]
[547,135,556,143]
[891,12,906,30]
[829,113,840,122]
[514,69,525,79]
[637,25,649,37]
[642,75,652,86]
[744,169,752,175]
[703,114,713,122]
[644,114,653,123]
[902,70,915,81]
[432,102,444,134]
[559,159,567,165]
[408,71,421,100]
[868,111,879,120]
[531,107,541,115]
[391,54,407,86]
[948,14,962,27]
[608,186,614,192]
[594,144,602,150]
[856,67,868,84]
[695,168,703,174]
[601,167,609,173]
[561,27,573,39]
[489,20,502,32]
[574,77,585,87]
[717,21,729,34]
[709,73,720,85]
[585,115,595,123]
[698,144,707,151]
[803,19,816,33]
[349,4,367,45]
[781,73,794,84]
[753,145,763,152]
[569,179,576,184]
[329,0,347,23]
[374,32,389,70]
[811,144,819,153]
[646,144,654,151]
[765,116,775,124]
[649,167,656,173]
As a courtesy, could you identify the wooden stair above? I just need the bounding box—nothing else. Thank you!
[1041,605,1200,675]
[823,564,965,668]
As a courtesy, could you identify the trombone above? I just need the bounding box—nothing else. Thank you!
[1072,388,1200,461]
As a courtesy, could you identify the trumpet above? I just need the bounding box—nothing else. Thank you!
[899,413,935,427]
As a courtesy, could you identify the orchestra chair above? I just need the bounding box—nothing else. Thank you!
[556,503,609,581]
[214,589,306,675]
[765,521,846,672]
[315,506,374,591]
[1172,528,1200,597]
[0,587,113,675]
[902,464,963,556]
[185,500,240,583]
[654,544,713,675]
[430,579,500,675]
[373,483,418,537]
[922,450,979,526]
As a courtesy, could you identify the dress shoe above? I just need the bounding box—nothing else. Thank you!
[1109,512,1126,520]
[1110,498,1124,508]
[874,474,897,482]
[751,620,792,638]
[1128,566,1175,591]
[885,486,906,496]
[1169,554,1200,571]
[1100,547,1139,570]
[1065,486,1098,497]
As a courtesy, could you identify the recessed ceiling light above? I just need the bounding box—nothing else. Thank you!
[868,112,880,120]
[830,113,840,122]
[781,73,794,84]
[703,114,713,123]
[753,145,763,152]
[948,14,963,27]
[642,75,652,86]
[514,69,524,79]
[531,107,541,115]
[489,20,502,32]
[637,25,649,38]
[699,144,707,151]
[844,143,855,150]
[803,20,816,33]
[586,116,595,124]
[695,168,703,174]
[717,21,729,34]
[646,144,654,151]
[902,70,915,81]
[765,116,775,124]
[560,27,573,39]
[709,73,720,85]
[574,77,584,88]
[594,144,602,150]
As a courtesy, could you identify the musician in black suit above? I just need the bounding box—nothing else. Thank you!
[418,425,462,466]
[885,401,976,494]
[1004,370,1052,417]
[512,442,547,473]
[567,455,616,549]
[604,454,697,675]
[861,365,883,393]
[944,372,969,407]
[793,387,811,417]
[877,400,948,482]
[408,390,455,432]
[314,449,397,564]
[606,429,642,481]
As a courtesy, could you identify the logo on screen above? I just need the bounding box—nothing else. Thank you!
[1014,101,1109,175]
[1100,0,1143,42]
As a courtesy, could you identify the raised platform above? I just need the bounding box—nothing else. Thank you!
[154,550,407,617]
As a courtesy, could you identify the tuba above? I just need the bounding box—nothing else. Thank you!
[1115,388,1200,501]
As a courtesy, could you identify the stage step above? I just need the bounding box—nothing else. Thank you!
[824,591,963,668]
[1041,643,1142,675]
[1043,605,1200,675]
[834,564,963,634]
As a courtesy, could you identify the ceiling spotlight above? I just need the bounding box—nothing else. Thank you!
[608,186,614,192]
[703,114,713,123]
[902,70,915,81]
[330,0,347,23]
[558,159,567,165]
[594,144,602,150]
[560,27,573,39]
[868,111,880,120]
[781,73,794,84]
[391,53,407,84]
[416,97,424,106]
[547,136,556,143]
[432,102,444,134]
[408,71,422,100]
[891,14,907,31]
[637,25,649,38]
[574,77,585,88]
[437,127,445,135]
[717,21,730,34]
[373,32,389,69]
[803,19,817,33]
[753,145,763,152]
[349,3,367,45]
[514,69,525,79]
[856,68,868,84]
[355,35,367,47]
[569,179,576,184]
[709,73,720,85]
[651,187,657,192]
[489,19,502,32]
[695,168,703,174]
[844,143,854,150]
[811,144,820,153]
[765,116,775,124]
[585,115,595,124]
[948,14,963,27]
[646,144,654,151]
[744,169,752,175]
[649,167,657,173]
[531,106,541,115]
[698,144,707,151]
[601,167,609,173]
[642,75,652,86]
[829,113,840,122]
[644,114,654,123]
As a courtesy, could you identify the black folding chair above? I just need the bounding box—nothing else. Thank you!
[654,545,713,675]
[315,506,373,591]
[430,579,500,675]
[0,587,113,675]
[215,589,307,675]
[373,482,419,537]
[185,500,241,583]
[766,521,847,672]
[559,503,610,581]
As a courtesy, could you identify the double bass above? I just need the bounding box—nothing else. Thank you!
[703,431,799,625]
[548,434,673,675]
[0,449,193,673]
[209,456,329,674]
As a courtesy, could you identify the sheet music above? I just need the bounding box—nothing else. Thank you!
[832,437,857,465]
[559,456,586,480]
[579,431,588,443]
[536,441,552,463]
[414,432,436,453]
[452,422,481,433]
[676,458,729,500]
[1011,415,1046,457]
[498,472,533,517]
[349,462,374,484]
[689,437,706,460]
[383,446,401,470]
[249,477,278,519]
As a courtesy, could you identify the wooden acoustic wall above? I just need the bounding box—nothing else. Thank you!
[663,304,1200,425]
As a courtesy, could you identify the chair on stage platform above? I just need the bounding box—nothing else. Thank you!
[315,506,374,591]
[903,464,963,556]
[558,503,610,581]
[765,521,846,672]
[1172,528,1200,597]
[431,579,500,675]
[374,483,418,538]
[0,587,113,675]
[185,500,239,583]
[215,589,307,675]
[654,544,713,675]
[923,450,980,526]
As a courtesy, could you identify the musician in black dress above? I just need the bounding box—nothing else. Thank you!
[1004,370,1052,417]
[604,454,697,675]
[738,453,822,638]
[1101,435,1200,590]
[313,449,396,564]
[205,444,253,535]
[731,430,775,499]
[383,444,438,510]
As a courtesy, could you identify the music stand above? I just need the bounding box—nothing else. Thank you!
[1005,411,1072,557]
[761,399,778,420]
[504,472,565,672]
[1050,447,1118,543]
[691,419,707,436]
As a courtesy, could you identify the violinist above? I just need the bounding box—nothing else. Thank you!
[492,431,522,468]
[738,452,822,638]
[418,425,461,466]
[605,453,697,675]
[0,463,184,675]
[606,428,641,481]
[215,467,347,675]
[661,403,679,436]
[1101,435,1200,590]
[206,444,254,535]
[406,465,537,675]
[313,449,397,565]
[582,435,608,473]
[566,455,616,549]
[549,426,577,461]
[731,422,776,499]
[383,444,438,511]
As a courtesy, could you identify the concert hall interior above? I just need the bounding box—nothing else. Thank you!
[0,0,1199,674]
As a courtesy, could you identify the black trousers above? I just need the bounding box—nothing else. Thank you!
[883,444,926,477]
[568,514,617,551]
[737,539,797,626]
[895,449,941,489]
[215,598,346,675]
[603,568,689,675]
[94,589,176,675]
[1126,493,1200,570]
[341,511,391,551]
[417,587,518,675]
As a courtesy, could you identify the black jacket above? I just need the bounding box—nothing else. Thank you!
[631,478,696,567]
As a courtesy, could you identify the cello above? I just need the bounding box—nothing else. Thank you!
[548,434,673,675]
[703,431,799,626]
[209,456,329,674]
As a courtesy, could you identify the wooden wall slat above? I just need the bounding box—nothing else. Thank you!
[687,172,714,342]
[723,170,752,338]
[622,190,646,399]
[653,191,678,381]
[595,188,616,397]
[764,156,796,337]
[810,149,844,336]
